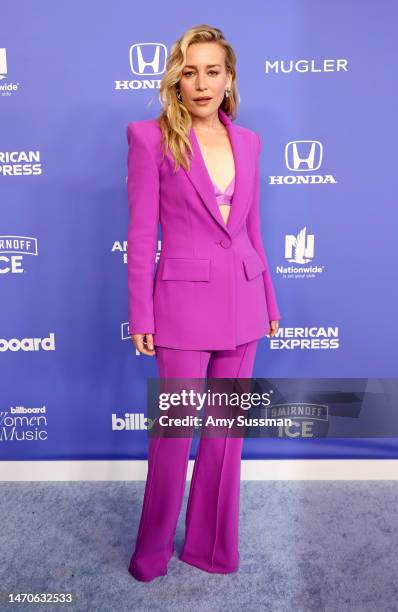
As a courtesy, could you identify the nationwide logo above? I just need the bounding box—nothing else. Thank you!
[276,227,324,279]
[0,47,7,78]
[0,235,39,274]
[112,412,155,431]
[286,227,314,263]
[115,43,168,91]
[0,405,48,442]
[269,141,336,185]
[264,58,348,74]
[0,333,55,352]
[0,150,43,176]
[268,326,340,350]
[0,48,20,96]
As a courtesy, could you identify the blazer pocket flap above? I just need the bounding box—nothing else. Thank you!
[242,252,266,280]
[162,257,210,281]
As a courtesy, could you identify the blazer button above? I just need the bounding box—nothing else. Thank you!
[220,237,232,248]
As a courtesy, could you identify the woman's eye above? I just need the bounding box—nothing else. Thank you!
[183,71,220,77]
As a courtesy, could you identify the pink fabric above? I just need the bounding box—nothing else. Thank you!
[126,107,281,350]
[212,175,235,206]
[128,339,259,582]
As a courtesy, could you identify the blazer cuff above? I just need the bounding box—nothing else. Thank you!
[129,321,155,335]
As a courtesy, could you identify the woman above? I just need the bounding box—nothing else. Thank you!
[126,25,281,582]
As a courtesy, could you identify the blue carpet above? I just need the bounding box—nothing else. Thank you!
[1,481,397,612]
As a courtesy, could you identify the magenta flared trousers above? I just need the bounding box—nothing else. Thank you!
[128,339,259,582]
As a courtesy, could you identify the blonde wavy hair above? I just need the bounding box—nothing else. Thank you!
[157,24,239,173]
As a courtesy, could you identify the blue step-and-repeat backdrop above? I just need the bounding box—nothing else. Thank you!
[1,1,397,462]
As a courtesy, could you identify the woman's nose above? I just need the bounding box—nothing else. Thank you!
[195,76,208,90]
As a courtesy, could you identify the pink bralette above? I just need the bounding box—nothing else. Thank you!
[211,175,235,206]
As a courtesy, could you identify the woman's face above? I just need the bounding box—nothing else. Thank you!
[179,42,232,119]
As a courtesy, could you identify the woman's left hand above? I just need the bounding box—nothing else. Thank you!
[269,320,279,337]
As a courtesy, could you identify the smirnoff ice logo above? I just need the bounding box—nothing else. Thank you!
[0,236,39,274]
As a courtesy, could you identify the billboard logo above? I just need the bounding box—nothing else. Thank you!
[112,412,155,431]
[0,405,49,442]
[0,333,56,352]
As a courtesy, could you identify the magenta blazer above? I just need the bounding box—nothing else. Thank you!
[126,107,281,351]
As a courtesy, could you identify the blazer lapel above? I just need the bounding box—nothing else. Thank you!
[184,107,255,238]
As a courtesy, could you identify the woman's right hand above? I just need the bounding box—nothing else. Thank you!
[131,333,156,356]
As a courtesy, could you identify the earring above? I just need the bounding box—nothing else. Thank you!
[225,88,231,98]
[176,89,182,101]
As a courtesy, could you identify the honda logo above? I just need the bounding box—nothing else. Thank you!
[285,141,323,171]
[129,43,167,76]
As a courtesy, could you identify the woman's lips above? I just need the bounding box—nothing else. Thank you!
[194,98,212,105]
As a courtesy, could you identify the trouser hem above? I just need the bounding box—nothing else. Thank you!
[179,551,239,574]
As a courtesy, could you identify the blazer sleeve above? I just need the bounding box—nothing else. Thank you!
[126,122,160,335]
[246,132,281,321]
